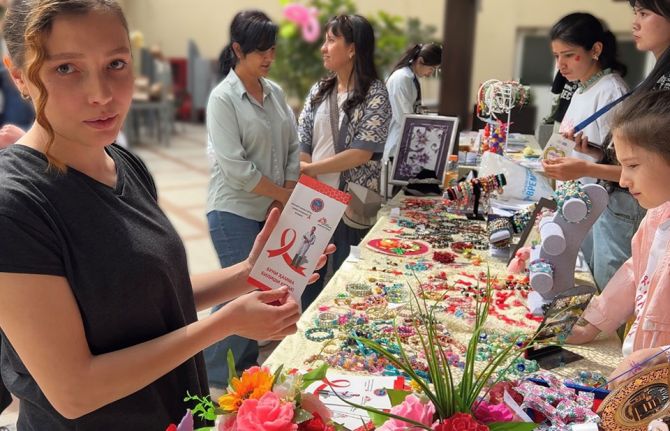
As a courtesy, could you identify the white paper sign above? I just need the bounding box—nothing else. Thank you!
[305,374,396,429]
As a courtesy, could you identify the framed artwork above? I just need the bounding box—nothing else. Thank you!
[390,114,459,185]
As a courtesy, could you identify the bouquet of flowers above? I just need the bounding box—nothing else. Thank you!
[166,354,344,431]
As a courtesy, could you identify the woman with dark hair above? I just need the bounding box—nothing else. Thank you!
[550,12,628,158]
[383,43,442,161]
[0,1,332,428]
[298,14,391,309]
[204,10,301,388]
[541,13,640,292]
[630,0,670,91]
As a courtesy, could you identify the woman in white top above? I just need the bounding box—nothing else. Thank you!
[542,12,644,292]
[298,15,391,309]
[383,43,442,161]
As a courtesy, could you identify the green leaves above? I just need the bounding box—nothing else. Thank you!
[300,362,329,390]
[387,388,412,406]
[226,349,237,387]
[183,391,219,422]
[270,0,438,100]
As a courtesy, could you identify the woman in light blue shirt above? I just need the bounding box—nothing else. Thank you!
[204,10,300,389]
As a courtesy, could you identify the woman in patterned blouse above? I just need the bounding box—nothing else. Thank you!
[298,14,390,310]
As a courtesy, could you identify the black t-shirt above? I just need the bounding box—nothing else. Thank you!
[0,144,208,430]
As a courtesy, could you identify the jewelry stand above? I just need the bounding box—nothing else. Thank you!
[476,80,529,154]
[527,183,608,302]
[525,183,608,370]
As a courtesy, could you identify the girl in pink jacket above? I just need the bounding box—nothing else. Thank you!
[568,89,670,386]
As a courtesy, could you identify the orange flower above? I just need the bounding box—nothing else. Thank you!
[218,366,275,412]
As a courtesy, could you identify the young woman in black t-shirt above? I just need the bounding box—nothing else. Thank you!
[0,1,331,429]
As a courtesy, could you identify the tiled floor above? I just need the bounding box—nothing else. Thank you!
[0,123,279,427]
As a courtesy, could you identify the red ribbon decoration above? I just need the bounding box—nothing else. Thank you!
[267,228,306,275]
[312,378,351,396]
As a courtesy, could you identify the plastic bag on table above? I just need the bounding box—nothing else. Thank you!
[479,152,553,202]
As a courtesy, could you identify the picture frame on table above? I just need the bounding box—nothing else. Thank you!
[390,114,459,185]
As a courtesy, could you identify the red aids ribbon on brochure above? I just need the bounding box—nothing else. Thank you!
[312,378,351,396]
[267,228,306,275]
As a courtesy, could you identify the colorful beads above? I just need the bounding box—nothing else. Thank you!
[305,327,335,342]
[553,181,592,223]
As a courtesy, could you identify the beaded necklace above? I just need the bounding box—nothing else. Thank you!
[577,68,611,94]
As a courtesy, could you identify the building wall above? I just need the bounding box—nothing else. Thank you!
[473,0,634,106]
[120,0,444,60]
[121,0,636,107]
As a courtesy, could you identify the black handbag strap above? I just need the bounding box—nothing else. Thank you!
[328,89,349,155]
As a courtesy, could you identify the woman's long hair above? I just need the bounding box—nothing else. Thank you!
[218,10,277,77]
[311,14,379,116]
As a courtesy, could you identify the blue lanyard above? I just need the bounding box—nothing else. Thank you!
[572,91,632,133]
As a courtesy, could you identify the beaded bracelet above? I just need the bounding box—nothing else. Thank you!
[350,301,368,311]
[365,294,388,307]
[346,282,372,297]
[573,370,607,387]
[322,343,341,355]
[553,181,592,223]
[385,289,409,304]
[488,217,513,247]
[334,296,351,306]
[305,327,335,342]
[528,258,554,275]
[512,204,535,233]
[317,312,339,328]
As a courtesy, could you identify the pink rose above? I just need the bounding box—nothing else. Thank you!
[216,414,237,431]
[433,413,488,431]
[300,392,333,422]
[378,395,435,431]
[473,400,514,423]
[235,392,298,431]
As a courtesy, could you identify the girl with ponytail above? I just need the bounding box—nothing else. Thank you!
[383,43,442,160]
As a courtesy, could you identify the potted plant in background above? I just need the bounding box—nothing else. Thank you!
[271,0,438,106]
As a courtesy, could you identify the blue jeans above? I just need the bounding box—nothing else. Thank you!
[302,221,368,310]
[204,211,264,388]
[582,190,645,291]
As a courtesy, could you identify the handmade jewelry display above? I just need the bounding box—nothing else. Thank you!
[442,173,507,217]
[488,217,514,248]
[300,195,549,379]
[527,183,608,301]
[476,79,530,154]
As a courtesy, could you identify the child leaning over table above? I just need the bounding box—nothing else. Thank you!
[567,90,670,388]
